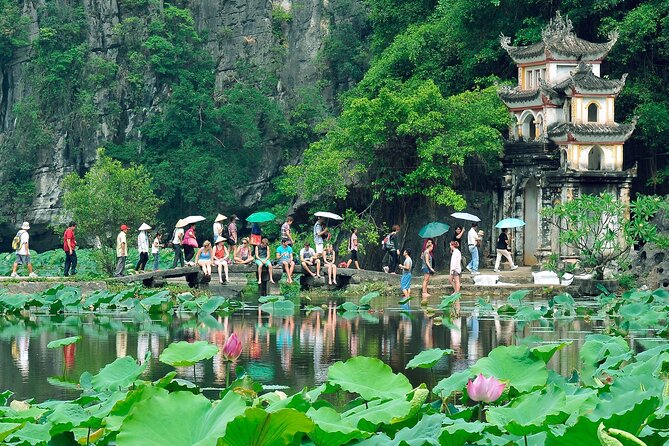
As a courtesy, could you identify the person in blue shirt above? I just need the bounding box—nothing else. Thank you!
[276,239,295,283]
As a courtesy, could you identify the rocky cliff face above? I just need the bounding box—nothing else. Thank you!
[0,0,340,249]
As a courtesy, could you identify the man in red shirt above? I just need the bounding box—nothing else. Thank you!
[63,221,77,276]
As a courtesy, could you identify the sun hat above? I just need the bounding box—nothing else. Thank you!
[175,218,186,228]
[138,223,152,231]
[120,224,129,231]
[215,214,227,222]
[20,222,30,230]
[215,236,226,244]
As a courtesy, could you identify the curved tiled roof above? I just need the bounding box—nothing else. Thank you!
[547,122,636,140]
[500,12,617,63]
[497,86,541,103]
[554,62,627,93]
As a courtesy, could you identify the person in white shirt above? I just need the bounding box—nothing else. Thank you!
[136,224,151,272]
[171,223,185,268]
[466,222,481,274]
[152,232,163,271]
[300,242,321,277]
[11,221,36,278]
[115,225,129,277]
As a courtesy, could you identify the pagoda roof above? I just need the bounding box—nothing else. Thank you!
[547,121,636,143]
[553,62,627,95]
[498,82,564,108]
[500,12,618,64]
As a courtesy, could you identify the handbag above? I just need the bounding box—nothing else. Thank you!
[250,234,262,245]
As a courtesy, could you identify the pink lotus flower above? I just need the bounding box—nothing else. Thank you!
[466,374,505,403]
[222,333,242,362]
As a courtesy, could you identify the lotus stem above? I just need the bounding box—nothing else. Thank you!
[86,427,90,446]
[225,361,230,388]
[478,402,483,422]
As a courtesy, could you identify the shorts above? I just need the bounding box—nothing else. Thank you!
[15,254,31,265]
[422,267,433,275]
[255,259,271,267]
[315,242,324,254]
[349,250,358,261]
[214,258,231,265]
[450,270,461,277]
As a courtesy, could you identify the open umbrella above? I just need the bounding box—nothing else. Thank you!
[451,212,481,222]
[495,218,526,229]
[175,218,187,228]
[246,212,276,223]
[181,215,206,225]
[418,222,450,238]
[314,211,343,220]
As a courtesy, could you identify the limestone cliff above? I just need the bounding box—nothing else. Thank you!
[0,0,349,249]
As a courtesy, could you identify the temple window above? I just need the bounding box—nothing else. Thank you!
[588,146,604,170]
[587,103,598,123]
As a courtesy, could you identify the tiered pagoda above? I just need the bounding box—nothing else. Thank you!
[495,12,636,265]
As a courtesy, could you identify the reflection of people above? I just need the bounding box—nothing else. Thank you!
[466,223,481,275]
[494,228,519,272]
[399,248,413,298]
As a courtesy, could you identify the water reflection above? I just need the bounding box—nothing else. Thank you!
[0,305,603,402]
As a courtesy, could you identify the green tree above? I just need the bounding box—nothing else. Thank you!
[62,149,163,248]
[0,0,30,63]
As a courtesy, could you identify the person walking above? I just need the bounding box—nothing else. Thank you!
[227,215,239,248]
[213,236,231,284]
[152,232,163,271]
[346,228,360,269]
[398,248,413,299]
[115,224,129,277]
[386,225,401,274]
[421,239,436,300]
[63,221,77,276]
[280,216,294,245]
[313,217,328,256]
[323,243,337,285]
[11,222,37,278]
[213,214,226,242]
[136,223,151,272]
[449,241,462,293]
[494,228,519,272]
[182,223,198,264]
[171,221,185,268]
[466,222,481,275]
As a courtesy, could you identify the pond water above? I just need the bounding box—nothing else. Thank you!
[0,293,628,403]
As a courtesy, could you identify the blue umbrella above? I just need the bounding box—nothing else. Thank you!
[495,218,526,229]
[418,222,451,238]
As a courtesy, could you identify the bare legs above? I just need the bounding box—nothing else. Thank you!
[282,261,294,283]
[326,264,337,285]
[198,260,211,276]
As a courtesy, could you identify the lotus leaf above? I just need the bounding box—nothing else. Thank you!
[159,341,218,367]
[116,390,246,446]
[438,293,462,310]
[439,418,486,446]
[0,294,30,311]
[6,422,51,445]
[433,370,470,399]
[47,336,81,349]
[200,296,229,314]
[0,423,22,442]
[260,300,296,316]
[471,345,548,393]
[486,385,568,436]
[530,342,571,363]
[47,403,97,435]
[507,289,530,305]
[339,302,359,312]
[327,356,412,401]
[306,406,370,446]
[579,335,631,386]
[218,407,314,446]
[341,398,413,430]
[358,292,379,306]
[386,413,443,445]
[91,355,148,391]
[406,348,454,369]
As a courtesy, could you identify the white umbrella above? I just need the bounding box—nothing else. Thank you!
[181,215,206,226]
[451,212,481,222]
[314,211,343,220]
[175,218,187,228]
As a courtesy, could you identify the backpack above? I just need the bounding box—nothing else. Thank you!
[11,231,22,251]
[381,234,391,251]
[222,224,231,241]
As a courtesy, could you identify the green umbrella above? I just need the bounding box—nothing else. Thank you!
[246,212,276,223]
[418,222,451,238]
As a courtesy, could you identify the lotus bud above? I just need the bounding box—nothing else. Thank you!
[222,333,243,362]
[466,374,506,403]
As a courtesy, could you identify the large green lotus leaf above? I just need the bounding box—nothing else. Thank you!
[597,423,647,446]
[338,302,359,312]
[327,357,412,401]
[587,374,662,434]
[530,342,572,364]
[386,413,443,445]
[562,387,599,420]
[0,294,30,310]
[104,384,163,432]
[545,416,600,446]
[6,422,51,445]
[439,418,486,446]
[91,355,148,391]
[350,433,392,445]
[159,341,218,367]
[117,389,245,446]
[514,305,544,321]
[218,407,313,446]
[200,296,229,314]
[47,403,98,435]
[358,292,380,306]
[138,290,172,313]
[406,348,454,369]
[437,293,462,310]
[0,423,22,442]
[579,335,631,386]
[306,406,370,446]
[260,300,296,316]
[47,336,81,349]
[83,290,115,308]
[471,345,548,393]
[341,398,413,431]
[507,289,530,305]
[432,370,470,399]
[485,384,568,436]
